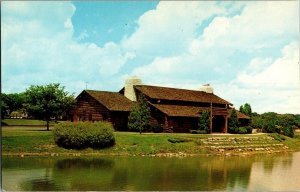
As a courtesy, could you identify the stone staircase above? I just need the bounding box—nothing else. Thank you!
[199,136,289,153]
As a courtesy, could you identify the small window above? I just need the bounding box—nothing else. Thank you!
[89,114,92,121]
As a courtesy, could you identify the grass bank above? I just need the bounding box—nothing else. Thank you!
[2,126,300,157]
[1,119,62,126]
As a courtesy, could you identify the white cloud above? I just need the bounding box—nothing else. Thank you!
[217,42,300,114]
[1,1,133,94]
[236,42,299,88]
[128,1,299,113]
[122,1,225,57]
[2,1,299,114]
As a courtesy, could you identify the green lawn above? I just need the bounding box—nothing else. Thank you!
[2,126,300,156]
[1,119,62,126]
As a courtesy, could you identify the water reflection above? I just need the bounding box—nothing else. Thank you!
[2,152,300,191]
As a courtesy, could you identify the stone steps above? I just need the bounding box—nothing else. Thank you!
[198,135,288,153]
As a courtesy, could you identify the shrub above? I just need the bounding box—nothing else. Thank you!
[229,109,239,133]
[238,127,248,134]
[53,121,115,149]
[151,124,163,133]
[190,130,208,134]
[168,137,190,143]
[198,111,210,133]
[282,126,294,138]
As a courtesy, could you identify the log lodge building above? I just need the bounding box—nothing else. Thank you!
[69,77,250,133]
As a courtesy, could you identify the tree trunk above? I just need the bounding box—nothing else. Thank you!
[46,118,50,131]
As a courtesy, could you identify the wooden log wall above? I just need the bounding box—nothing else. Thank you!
[74,94,110,122]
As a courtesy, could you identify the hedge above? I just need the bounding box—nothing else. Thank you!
[53,121,115,149]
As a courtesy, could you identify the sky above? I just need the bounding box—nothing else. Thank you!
[1,1,300,114]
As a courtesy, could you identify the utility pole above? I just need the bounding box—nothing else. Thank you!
[85,81,88,90]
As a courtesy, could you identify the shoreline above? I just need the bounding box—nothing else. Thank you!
[2,148,295,158]
[3,126,300,158]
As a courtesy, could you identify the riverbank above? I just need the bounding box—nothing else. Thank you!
[2,126,300,157]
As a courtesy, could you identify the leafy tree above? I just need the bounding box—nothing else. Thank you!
[198,111,210,133]
[229,108,239,133]
[24,83,75,131]
[261,112,279,133]
[251,115,263,128]
[239,103,252,117]
[0,97,8,119]
[1,93,26,118]
[278,114,295,138]
[128,94,151,134]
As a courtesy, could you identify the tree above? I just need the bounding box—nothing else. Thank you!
[239,103,252,117]
[128,94,151,134]
[24,83,75,131]
[1,93,26,118]
[198,111,210,133]
[229,108,239,133]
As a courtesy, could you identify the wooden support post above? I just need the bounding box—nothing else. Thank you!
[225,115,228,133]
[210,102,213,133]
[225,104,228,133]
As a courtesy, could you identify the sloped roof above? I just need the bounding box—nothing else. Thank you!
[80,90,133,112]
[151,103,209,117]
[151,103,250,119]
[134,85,232,105]
[229,109,250,119]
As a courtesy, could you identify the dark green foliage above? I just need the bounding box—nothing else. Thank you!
[239,103,252,117]
[128,95,151,134]
[282,126,294,138]
[245,126,253,134]
[237,127,248,134]
[24,83,75,130]
[250,112,296,138]
[1,93,26,118]
[229,109,239,133]
[53,121,115,149]
[190,130,208,134]
[251,115,263,128]
[198,111,210,133]
[151,124,163,133]
[168,137,190,143]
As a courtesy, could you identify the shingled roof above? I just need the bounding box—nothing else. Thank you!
[229,109,250,119]
[151,103,249,119]
[134,85,232,105]
[80,90,133,112]
[151,104,209,117]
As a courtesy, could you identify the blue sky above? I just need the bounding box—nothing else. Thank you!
[1,1,299,114]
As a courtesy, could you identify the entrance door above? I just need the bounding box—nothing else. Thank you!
[212,116,225,133]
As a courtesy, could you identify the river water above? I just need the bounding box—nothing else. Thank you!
[2,152,300,191]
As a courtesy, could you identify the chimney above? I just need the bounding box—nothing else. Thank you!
[199,84,214,94]
[124,76,142,101]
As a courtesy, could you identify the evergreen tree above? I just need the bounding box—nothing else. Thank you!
[243,103,252,117]
[128,95,151,134]
[239,105,244,113]
[198,111,210,133]
[229,108,239,133]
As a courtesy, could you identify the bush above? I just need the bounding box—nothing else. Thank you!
[190,129,208,134]
[168,137,190,143]
[151,124,163,133]
[53,121,115,149]
[237,127,248,134]
[198,111,210,133]
[282,126,294,138]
